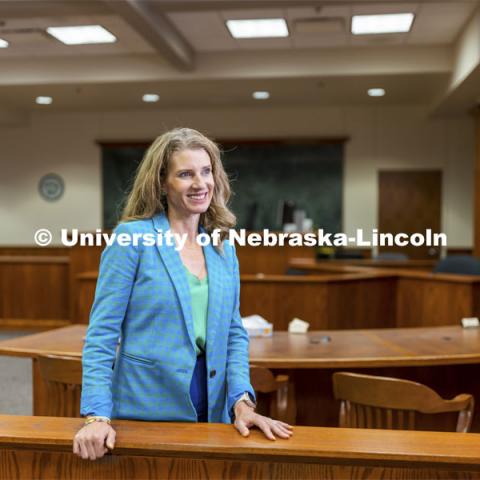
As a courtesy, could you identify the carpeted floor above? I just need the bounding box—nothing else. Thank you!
[0,331,33,415]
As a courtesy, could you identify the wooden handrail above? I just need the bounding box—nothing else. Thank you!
[1,415,480,466]
[289,258,480,283]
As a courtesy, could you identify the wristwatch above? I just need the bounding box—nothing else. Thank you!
[234,392,256,410]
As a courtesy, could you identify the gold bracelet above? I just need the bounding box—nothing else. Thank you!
[84,416,111,426]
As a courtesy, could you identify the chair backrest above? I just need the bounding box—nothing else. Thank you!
[332,372,474,432]
[433,255,480,275]
[250,366,296,424]
[37,355,82,417]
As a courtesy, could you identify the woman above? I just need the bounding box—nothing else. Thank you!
[73,128,293,460]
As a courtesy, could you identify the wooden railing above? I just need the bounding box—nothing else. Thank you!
[1,415,480,479]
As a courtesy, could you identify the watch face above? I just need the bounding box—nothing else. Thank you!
[39,173,64,202]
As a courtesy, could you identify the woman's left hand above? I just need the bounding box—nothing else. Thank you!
[233,402,293,440]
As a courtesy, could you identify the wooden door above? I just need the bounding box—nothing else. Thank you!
[378,171,442,259]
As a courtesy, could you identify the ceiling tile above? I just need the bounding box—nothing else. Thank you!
[352,3,419,16]
[408,1,478,44]
[167,11,237,52]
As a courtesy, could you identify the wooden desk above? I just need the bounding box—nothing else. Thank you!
[1,325,480,430]
[76,270,398,329]
[289,258,480,327]
[1,415,480,479]
[297,258,437,270]
[4,324,480,366]
[76,264,480,329]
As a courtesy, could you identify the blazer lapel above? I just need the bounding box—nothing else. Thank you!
[152,213,196,353]
[202,233,224,351]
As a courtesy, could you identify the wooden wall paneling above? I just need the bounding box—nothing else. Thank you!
[0,256,70,329]
[74,271,394,331]
[396,276,475,327]
[236,244,315,274]
[378,170,442,260]
[240,276,330,330]
[75,272,98,324]
[75,269,480,330]
[3,448,480,480]
[240,274,396,330]
[69,245,102,322]
[324,277,397,329]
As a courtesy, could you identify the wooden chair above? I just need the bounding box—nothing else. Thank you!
[332,372,474,432]
[37,356,297,422]
[37,355,82,417]
[250,366,296,424]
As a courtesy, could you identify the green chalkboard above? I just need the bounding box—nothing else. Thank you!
[101,141,343,232]
[102,146,144,229]
[222,142,343,232]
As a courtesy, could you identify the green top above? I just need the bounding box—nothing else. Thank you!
[184,266,208,356]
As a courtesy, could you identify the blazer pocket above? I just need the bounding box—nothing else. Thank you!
[120,351,155,366]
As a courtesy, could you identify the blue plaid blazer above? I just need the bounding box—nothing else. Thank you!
[80,212,255,423]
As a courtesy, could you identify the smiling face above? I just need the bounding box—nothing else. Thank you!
[163,148,215,218]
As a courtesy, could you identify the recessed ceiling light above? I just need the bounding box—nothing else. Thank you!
[368,88,385,97]
[252,91,270,100]
[351,13,414,35]
[36,96,53,105]
[46,25,116,45]
[142,93,160,103]
[0,38,9,48]
[226,19,289,39]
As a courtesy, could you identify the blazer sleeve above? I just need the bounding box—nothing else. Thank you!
[80,222,139,418]
[226,243,256,416]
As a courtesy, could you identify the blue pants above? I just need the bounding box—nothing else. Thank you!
[190,353,208,422]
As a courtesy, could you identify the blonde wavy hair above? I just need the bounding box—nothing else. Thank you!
[120,128,236,242]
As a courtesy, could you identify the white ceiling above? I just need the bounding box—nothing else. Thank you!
[0,73,449,111]
[0,0,478,114]
[168,2,477,51]
[0,14,155,57]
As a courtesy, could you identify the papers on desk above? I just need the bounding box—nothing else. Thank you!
[241,315,311,336]
[241,315,273,337]
[288,317,310,333]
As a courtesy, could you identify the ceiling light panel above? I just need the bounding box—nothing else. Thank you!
[143,93,159,103]
[226,18,289,38]
[46,25,117,45]
[351,13,414,35]
[252,91,270,100]
[36,96,53,105]
[368,88,386,97]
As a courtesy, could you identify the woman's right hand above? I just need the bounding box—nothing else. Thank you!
[73,421,116,460]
